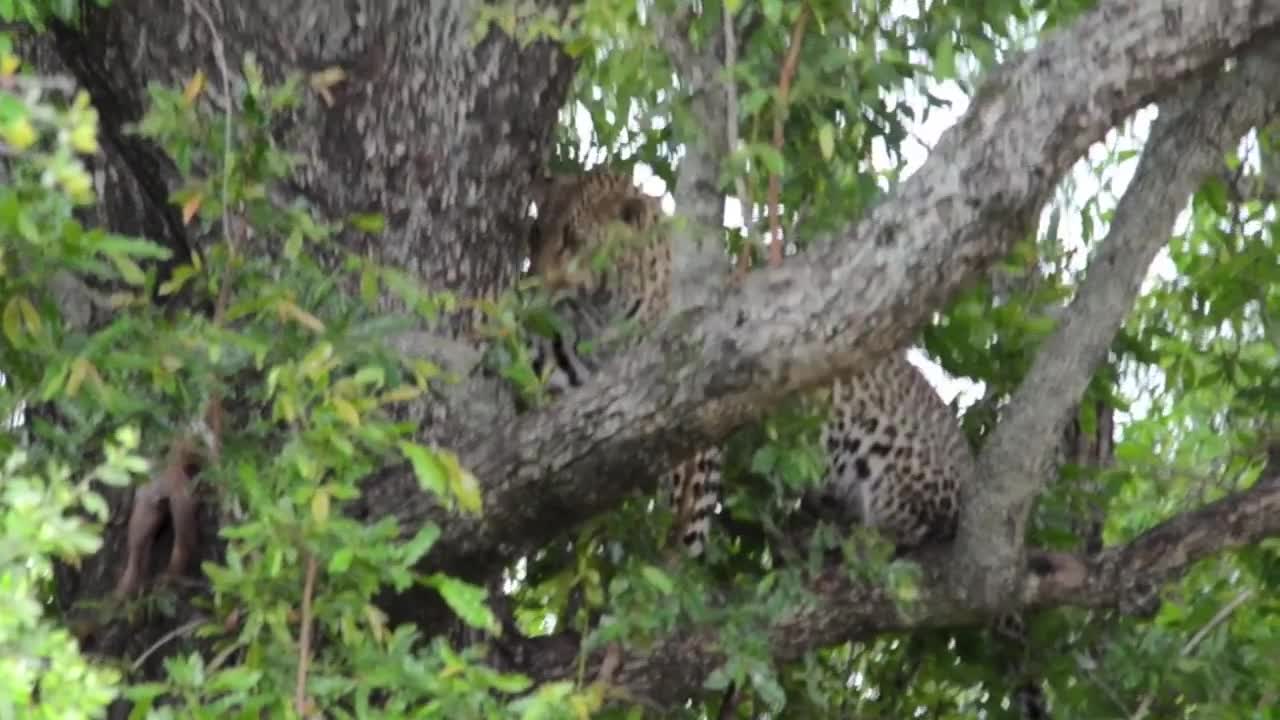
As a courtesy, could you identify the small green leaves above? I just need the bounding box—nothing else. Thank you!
[426,573,500,636]
[401,440,447,500]
[400,441,483,515]
[640,565,675,595]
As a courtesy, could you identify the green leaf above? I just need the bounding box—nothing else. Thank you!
[488,671,534,694]
[641,565,674,595]
[81,491,109,521]
[107,251,147,286]
[437,447,484,515]
[751,445,778,475]
[817,123,835,161]
[400,441,448,500]
[401,523,441,565]
[329,547,353,574]
[428,573,499,635]
[349,212,385,233]
[3,296,24,347]
[704,666,733,691]
[1199,176,1229,216]
[94,233,172,259]
[934,34,956,80]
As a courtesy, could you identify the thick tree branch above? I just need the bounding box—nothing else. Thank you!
[507,478,1280,708]
[652,8,732,312]
[384,0,1280,593]
[963,36,1280,601]
[1029,476,1280,608]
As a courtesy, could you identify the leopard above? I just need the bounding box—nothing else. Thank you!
[521,168,1050,716]
[523,168,723,555]
[522,169,966,561]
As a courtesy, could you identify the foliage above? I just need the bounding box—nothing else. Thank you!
[0,42,596,720]
[0,41,122,719]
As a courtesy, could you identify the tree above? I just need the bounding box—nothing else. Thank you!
[3,0,1280,717]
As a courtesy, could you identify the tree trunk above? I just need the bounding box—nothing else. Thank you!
[26,0,574,674]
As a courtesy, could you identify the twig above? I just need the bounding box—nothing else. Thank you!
[1181,589,1254,655]
[295,553,318,716]
[129,616,207,672]
[716,682,741,720]
[766,5,810,268]
[1130,589,1255,720]
[184,0,235,260]
[1080,657,1134,717]
[722,0,754,278]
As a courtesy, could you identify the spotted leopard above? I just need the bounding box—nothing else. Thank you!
[522,169,1049,715]
[524,169,722,555]
[521,168,975,555]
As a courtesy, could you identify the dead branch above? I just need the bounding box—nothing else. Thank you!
[766,5,810,268]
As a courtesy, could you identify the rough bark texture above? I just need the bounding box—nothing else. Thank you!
[25,0,1280,710]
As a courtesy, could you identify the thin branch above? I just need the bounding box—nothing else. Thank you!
[652,6,734,312]
[130,616,207,672]
[1130,589,1256,720]
[1081,660,1135,718]
[184,0,234,259]
[767,5,810,268]
[721,0,754,278]
[295,553,318,717]
[1183,589,1254,655]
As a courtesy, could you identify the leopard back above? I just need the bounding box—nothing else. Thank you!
[812,352,971,550]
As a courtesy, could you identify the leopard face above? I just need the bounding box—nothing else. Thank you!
[527,171,669,323]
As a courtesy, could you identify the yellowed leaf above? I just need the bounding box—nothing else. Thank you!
[66,357,92,398]
[364,604,387,644]
[332,397,361,428]
[181,193,203,225]
[311,488,331,525]
[182,69,206,106]
[379,385,424,406]
[276,299,326,333]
